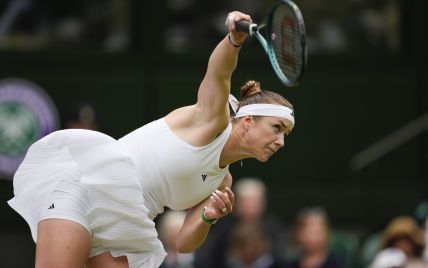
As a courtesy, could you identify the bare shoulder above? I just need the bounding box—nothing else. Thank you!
[165,105,229,146]
[165,105,197,128]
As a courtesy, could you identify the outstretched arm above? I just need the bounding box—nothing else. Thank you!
[196,12,251,133]
[175,172,234,253]
[164,11,251,145]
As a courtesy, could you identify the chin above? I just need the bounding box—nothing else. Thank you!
[257,155,270,162]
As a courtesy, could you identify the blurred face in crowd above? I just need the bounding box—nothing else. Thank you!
[239,233,268,265]
[296,214,329,254]
[235,185,265,222]
[390,235,420,257]
[229,223,270,266]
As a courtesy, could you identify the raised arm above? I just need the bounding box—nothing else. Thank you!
[165,12,251,146]
[196,12,251,131]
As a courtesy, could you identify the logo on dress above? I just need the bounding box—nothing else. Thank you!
[201,174,207,181]
[48,203,55,210]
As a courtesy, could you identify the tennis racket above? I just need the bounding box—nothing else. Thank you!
[236,0,307,87]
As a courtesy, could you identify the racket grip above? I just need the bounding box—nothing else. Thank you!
[235,20,251,33]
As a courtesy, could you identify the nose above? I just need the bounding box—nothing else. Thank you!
[275,134,285,148]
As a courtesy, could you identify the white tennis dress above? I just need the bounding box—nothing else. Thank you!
[8,117,231,268]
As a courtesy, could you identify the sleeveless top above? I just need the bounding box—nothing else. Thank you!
[118,118,231,219]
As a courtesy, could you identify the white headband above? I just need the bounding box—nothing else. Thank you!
[228,94,295,125]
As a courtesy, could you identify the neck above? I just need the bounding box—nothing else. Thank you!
[219,126,251,167]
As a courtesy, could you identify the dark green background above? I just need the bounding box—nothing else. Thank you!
[0,0,427,267]
[1,50,425,228]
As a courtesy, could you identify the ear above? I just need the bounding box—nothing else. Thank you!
[243,115,254,130]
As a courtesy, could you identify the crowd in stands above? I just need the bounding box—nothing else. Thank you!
[155,177,428,268]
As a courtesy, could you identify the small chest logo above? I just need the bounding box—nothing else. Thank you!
[201,174,207,181]
[48,203,55,210]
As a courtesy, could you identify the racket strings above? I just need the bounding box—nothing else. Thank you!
[271,5,303,84]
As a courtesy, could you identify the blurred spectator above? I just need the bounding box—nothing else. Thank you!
[158,210,194,268]
[369,247,407,268]
[286,206,345,268]
[63,101,98,130]
[194,177,287,268]
[381,216,425,260]
[207,0,268,36]
[164,0,198,53]
[369,216,426,268]
[225,221,287,268]
[345,0,400,52]
[0,0,85,50]
[164,0,270,52]
[0,0,129,51]
[414,200,428,262]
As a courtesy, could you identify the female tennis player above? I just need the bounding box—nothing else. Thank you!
[8,11,295,268]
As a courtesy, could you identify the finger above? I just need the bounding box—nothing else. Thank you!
[224,187,235,207]
[229,12,252,24]
[215,190,232,212]
[226,12,252,31]
[210,194,221,207]
[238,14,252,23]
[226,13,236,31]
[212,191,226,209]
[215,190,229,204]
[212,191,229,215]
[207,195,222,218]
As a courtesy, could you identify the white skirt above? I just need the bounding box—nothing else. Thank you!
[7,129,167,268]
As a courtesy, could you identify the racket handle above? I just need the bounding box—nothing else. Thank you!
[235,20,251,33]
[235,20,258,36]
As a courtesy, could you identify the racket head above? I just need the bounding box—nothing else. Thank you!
[266,0,307,87]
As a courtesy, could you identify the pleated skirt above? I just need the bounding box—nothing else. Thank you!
[8,129,167,268]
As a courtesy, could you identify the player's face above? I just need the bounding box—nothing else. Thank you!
[246,116,292,162]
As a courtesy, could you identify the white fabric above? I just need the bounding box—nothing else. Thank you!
[118,118,231,219]
[228,94,239,113]
[9,117,233,267]
[8,129,166,268]
[39,179,92,234]
[369,248,407,268]
[235,104,295,125]
[228,94,295,125]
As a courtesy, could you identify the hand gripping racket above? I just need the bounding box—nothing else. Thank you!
[236,0,307,87]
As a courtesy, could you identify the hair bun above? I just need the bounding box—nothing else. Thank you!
[240,80,262,98]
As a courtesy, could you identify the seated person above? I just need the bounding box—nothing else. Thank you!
[286,207,345,268]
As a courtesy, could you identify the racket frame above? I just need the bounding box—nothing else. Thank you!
[236,0,307,87]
